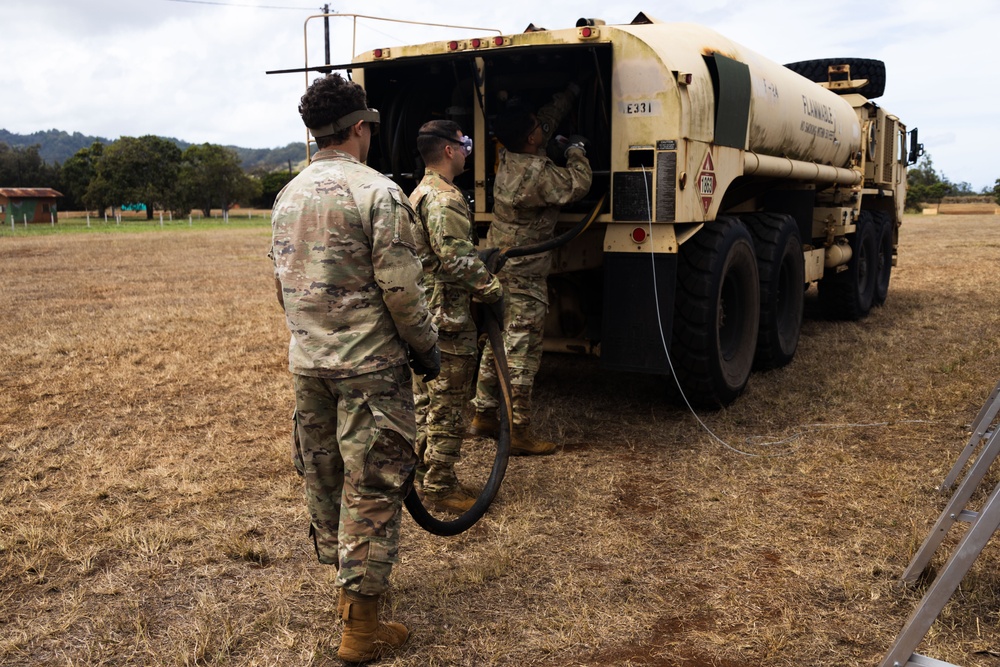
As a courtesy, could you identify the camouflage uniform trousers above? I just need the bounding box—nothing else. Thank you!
[413,329,478,492]
[291,365,418,597]
[473,285,547,427]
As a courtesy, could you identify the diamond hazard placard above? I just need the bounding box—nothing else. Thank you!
[698,151,715,214]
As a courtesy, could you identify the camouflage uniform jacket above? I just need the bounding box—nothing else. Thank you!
[486,87,592,302]
[410,168,502,307]
[271,147,437,378]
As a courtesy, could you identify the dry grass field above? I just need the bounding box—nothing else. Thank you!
[2,214,1000,666]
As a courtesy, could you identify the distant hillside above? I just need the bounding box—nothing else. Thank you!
[0,128,306,172]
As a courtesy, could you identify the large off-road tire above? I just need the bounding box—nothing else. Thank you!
[819,210,878,320]
[743,212,804,370]
[784,57,886,99]
[672,217,760,408]
[871,210,894,306]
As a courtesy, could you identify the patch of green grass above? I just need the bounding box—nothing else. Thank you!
[1,210,272,237]
[0,216,271,237]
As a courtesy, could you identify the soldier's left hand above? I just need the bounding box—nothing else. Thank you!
[408,343,441,382]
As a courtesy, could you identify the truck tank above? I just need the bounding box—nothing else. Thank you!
[614,22,863,168]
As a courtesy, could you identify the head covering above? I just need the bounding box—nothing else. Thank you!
[308,108,380,138]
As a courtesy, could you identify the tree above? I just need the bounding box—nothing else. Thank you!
[0,143,59,188]
[90,135,182,219]
[178,143,261,217]
[906,154,953,211]
[62,142,105,212]
[253,169,297,209]
[994,178,1000,206]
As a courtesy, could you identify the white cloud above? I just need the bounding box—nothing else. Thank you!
[1,0,997,188]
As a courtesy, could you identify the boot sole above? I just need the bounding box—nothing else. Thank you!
[510,447,558,456]
[338,634,409,663]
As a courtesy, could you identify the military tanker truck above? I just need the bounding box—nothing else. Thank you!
[281,11,921,407]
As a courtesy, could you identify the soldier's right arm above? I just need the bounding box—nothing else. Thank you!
[370,183,438,353]
[535,82,580,146]
[515,151,593,209]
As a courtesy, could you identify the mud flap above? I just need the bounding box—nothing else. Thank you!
[600,251,677,374]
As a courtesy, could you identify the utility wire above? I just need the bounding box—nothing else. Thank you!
[161,0,319,10]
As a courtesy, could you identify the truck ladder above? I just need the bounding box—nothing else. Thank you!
[880,379,1000,667]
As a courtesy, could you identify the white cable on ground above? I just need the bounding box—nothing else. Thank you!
[639,167,942,457]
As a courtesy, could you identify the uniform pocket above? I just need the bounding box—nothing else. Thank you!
[360,409,417,493]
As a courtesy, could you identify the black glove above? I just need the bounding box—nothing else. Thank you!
[477,247,507,274]
[408,343,441,382]
[485,294,505,329]
[564,134,589,157]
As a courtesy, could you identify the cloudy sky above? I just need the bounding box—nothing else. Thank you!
[2,0,996,190]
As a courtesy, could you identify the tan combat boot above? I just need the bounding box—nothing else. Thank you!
[338,589,408,663]
[422,463,478,513]
[467,411,500,438]
[424,484,478,513]
[511,426,558,456]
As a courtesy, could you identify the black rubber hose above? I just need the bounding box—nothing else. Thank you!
[498,192,606,263]
[403,306,513,536]
[403,194,606,536]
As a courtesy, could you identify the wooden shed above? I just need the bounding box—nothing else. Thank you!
[0,188,63,225]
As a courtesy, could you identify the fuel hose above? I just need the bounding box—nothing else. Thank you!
[404,193,606,536]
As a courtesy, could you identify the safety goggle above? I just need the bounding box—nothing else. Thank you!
[524,119,550,142]
[419,130,473,157]
[453,134,473,157]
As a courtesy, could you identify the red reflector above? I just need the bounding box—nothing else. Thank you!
[373,48,383,58]
[471,38,482,48]
[631,227,647,243]
[581,27,592,38]
[448,40,459,50]
[493,36,504,46]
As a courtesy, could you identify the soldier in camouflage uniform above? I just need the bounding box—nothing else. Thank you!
[270,73,439,664]
[409,120,504,514]
[470,83,593,454]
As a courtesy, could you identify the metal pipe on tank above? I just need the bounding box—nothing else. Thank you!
[743,152,861,186]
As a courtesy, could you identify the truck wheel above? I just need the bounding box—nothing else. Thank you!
[783,57,886,99]
[744,213,804,370]
[672,217,760,408]
[871,211,894,306]
[819,211,878,320]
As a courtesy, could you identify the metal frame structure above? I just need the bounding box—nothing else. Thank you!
[881,379,1000,667]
